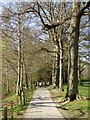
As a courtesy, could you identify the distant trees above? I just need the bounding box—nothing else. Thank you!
[27,2,68,90]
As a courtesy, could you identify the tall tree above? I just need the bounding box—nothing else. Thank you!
[66,1,90,101]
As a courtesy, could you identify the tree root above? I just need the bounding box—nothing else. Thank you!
[76,95,82,100]
[60,97,70,104]
[60,95,90,104]
[76,95,89,100]
[86,97,90,100]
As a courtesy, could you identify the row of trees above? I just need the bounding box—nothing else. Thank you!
[23,1,90,101]
[1,3,50,104]
[1,1,90,104]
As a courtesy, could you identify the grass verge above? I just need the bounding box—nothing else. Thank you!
[0,87,37,119]
[47,84,90,119]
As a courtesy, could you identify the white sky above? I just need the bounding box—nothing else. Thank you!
[0,0,38,3]
[0,0,89,13]
[0,0,89,3]
[0,0,14,3]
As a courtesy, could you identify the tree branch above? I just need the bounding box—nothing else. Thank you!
[43,16,71,30]
[79,1,90,16]
[3,55,18,75]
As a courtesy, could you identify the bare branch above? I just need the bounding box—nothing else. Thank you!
[3,55,18,75]
[79,1,90,16]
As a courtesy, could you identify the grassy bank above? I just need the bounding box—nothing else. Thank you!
[0,87,37,119]
[48,84,90,119]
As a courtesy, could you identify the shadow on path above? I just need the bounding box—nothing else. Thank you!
[24,87,65,119]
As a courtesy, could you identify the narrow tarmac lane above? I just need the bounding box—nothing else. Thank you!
[24,87,65,119]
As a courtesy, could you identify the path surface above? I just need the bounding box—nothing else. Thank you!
[24,87,65,119]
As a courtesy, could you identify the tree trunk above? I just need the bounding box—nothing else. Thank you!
[25,72,29,89]
[49,28,57,88]
[16,14,23,105]
[54,28,60,89]
[66,1,81,101]
[52,57,56,87]
[59,38,64,91]
[59,26,64,91]
[58,3,64,91]
[56,43,60,89]
[49,3,58,88]
[6,64,10,94]
[65,44,70,98]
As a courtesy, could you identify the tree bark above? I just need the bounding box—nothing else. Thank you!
[67,1,81,101]
[49,30,56,87]
[16,13,23,105]
[58,3,64,91]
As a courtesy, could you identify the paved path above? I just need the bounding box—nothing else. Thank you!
[24,87,65,119]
